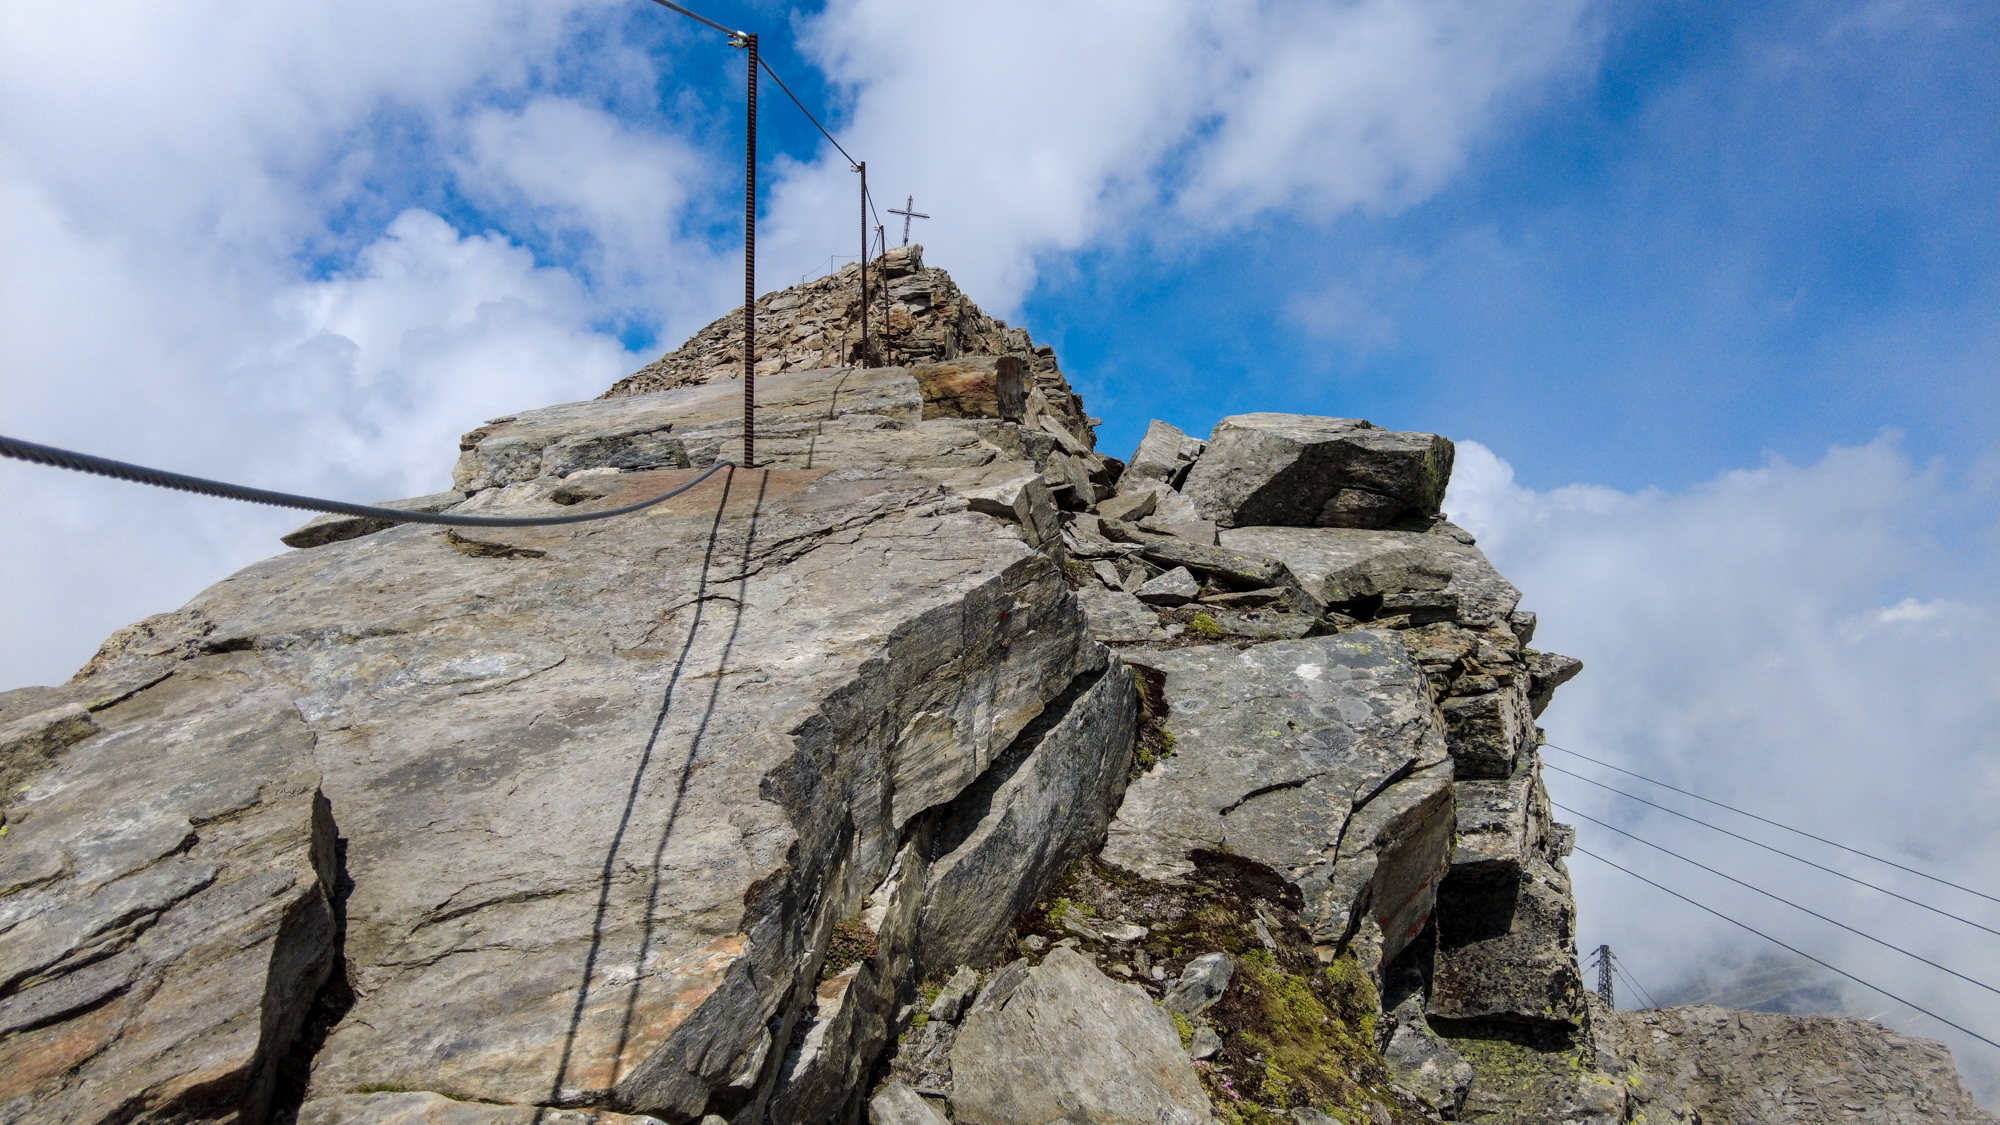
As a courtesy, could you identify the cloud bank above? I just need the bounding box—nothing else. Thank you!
[1448,438,2000,1101]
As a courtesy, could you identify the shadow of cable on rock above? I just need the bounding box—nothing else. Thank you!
[541,469,768,1116]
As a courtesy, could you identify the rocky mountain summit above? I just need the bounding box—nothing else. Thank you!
[3,263,1991,1125]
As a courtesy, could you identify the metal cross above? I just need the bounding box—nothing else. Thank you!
[887,195,929,246]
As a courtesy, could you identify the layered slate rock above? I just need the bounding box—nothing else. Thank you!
[3,364,1140,1124]
[0,656,338,1125]
[1181,415,1453,530]
[1101,633,1455,973]
[948,947,1210,1125]
[1597,1006,1998,1125]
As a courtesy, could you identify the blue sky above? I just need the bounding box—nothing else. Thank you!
[3,0,1996,1098]
[1041,1,1997,495]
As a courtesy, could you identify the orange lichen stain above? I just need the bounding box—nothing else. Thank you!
[576,932,749,1091]
[0,991,136,1102]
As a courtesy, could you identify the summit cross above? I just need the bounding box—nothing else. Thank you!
[888,195,929,246]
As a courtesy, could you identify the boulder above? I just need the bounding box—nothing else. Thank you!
[868,1081,950,1125]
[1134,567,1199,607]
[1101,633,1455,970]
[936,461,1061,548]
[3,455,1127,1123]
[1181,415,1453,530]
[1126,421,1205,489]
[1074,586,1160,644]
[1218,525,1520,629]
[948,947,1211,1125]
[1429,855,1588,1030]
[1160,951,1234,1017]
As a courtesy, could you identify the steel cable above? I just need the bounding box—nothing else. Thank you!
[1546,743,1998,904]
[0,434,735,529]
[1559,803,2000,996]
[1545,763,2000,938]
[1573,846,2000,1052]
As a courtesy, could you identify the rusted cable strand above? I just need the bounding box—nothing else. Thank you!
[0,434,735,528]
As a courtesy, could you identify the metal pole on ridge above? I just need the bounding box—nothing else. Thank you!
[740,32,758,466]
[858,161,869,368]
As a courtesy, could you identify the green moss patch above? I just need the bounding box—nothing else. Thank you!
[1009,856,1436,1124]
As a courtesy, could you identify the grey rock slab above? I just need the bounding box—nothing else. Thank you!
[927,966,979,1024]
[282,490,469,550]
[916,658,1138,976]
[24,462,1100,1122]
[453,366,923,489]
[1096,488,1156,524]
[949,946,1212,1125]
[869,1080,951,1125]
[1431,855,1587,1029]
[1134,566,1199,606]
[1597,1005,1998,1125]
[1074,586,1161,644]
[1126,420,1206,489]
[1451,761,1552,881]
[0,701,98,811]
[1219,525,1521,628]
[1161,951,1234,1017]
[1101,633,1455,967]
[0,658,337,1124]
[1181,414,1454,530]
[1524,650,1583,718]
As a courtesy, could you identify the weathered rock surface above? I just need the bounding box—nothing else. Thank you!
[1598,1005,1998,1124]
[1430,854,1587,1030]
[0,655,339,1125]
[948,947,1210,1125]
[1217,524,1519,629]
[282,491,466,549]
[1101,633,1454,971]
[1126,421,1205,489]
[297,1093,668,1124]
[3,409,1135,1124]
[915,659,1139,975]
[1181,415,1453,530]
[604,247,1095,445]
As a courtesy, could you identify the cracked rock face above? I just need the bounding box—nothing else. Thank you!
[948,947,1211,1125]
[3,449,1133,1123]
[0,660,338,1125]
[1101,632,1455,972]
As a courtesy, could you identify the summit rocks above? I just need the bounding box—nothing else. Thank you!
[3,259,1989,1125]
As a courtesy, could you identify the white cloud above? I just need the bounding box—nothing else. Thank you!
[1448,438,2000,1102]
[763,0,1602,311]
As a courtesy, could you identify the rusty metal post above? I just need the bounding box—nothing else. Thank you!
[742,32,758,465]
[858,161,868,368]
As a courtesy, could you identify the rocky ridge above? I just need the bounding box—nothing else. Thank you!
[2,262,1990,1125]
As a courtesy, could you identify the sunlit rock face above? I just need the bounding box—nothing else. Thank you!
[5,262,1985,1125]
